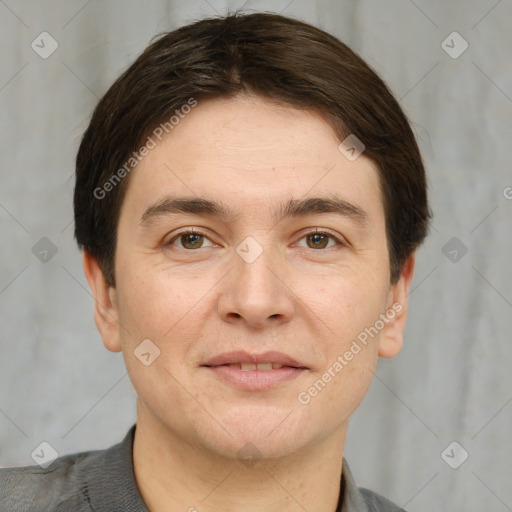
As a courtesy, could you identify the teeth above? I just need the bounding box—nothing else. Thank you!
[227,363,284,371]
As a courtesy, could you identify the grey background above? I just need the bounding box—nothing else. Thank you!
[1,0,511,510]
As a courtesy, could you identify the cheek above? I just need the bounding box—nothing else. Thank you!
[114,261,217,361]
[117,252,173,318]
[115,268,202,403]
[297,283,382,425]
[296,268,386,409]
[118,273,161,331]
[301,268,388,338]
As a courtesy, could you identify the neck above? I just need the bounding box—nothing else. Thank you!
[132,404,346,512]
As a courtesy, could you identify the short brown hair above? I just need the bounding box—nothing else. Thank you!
[74,11,431,286]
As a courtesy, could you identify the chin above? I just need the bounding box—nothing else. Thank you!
[198,404,317,461]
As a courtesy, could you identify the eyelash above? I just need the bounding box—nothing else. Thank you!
[165,227,346,250]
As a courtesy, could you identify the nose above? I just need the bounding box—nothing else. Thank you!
[216,237,295,328]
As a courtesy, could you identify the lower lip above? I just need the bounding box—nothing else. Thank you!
[202,365,307,391]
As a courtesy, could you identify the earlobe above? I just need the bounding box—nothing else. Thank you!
[82,251,122,353]
[378,254,416,359]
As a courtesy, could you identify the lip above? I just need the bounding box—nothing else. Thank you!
[201,350,307,368]
[201,350,308,391]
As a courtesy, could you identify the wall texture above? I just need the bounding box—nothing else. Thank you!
[1,1,511,510]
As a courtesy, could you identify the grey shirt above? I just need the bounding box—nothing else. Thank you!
[0,425,405,511]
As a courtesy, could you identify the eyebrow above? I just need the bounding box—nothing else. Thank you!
[139,195,368,228]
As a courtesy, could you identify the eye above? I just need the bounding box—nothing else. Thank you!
[294,229,345,250]
[165,228,345,251]
[166,229,215,250]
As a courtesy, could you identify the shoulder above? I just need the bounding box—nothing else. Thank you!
[0,425,145,512]
[359,487,407,511]
[0,425,141,512]
[0,449,100,511]
[341,458,407,512]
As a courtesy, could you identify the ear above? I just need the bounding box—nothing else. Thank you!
[82,251,122,353]
[378,253,416,359]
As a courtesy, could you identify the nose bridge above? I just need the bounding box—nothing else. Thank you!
[234,233,281,298]
[218,233,294,325]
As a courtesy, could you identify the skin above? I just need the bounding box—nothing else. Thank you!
[84,93,415,512]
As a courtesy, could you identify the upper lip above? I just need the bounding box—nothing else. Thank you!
[202,350,307,368]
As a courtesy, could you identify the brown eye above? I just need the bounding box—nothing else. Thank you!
[180,233,204,249]
[295,229,343,250]
[167,230,214,250]
[306,232,329,249]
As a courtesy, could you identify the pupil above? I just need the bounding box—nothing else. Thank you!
[309,233,327,249]
[183,233,202,248]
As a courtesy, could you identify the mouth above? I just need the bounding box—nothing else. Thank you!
[201,351,308,391]
[221,362,289,371]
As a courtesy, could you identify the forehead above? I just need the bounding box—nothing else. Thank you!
[121,94,384,226]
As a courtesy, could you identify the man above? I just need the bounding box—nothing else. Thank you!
[0,11,430,511]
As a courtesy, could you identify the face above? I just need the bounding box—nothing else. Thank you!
[85,93,413,460]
